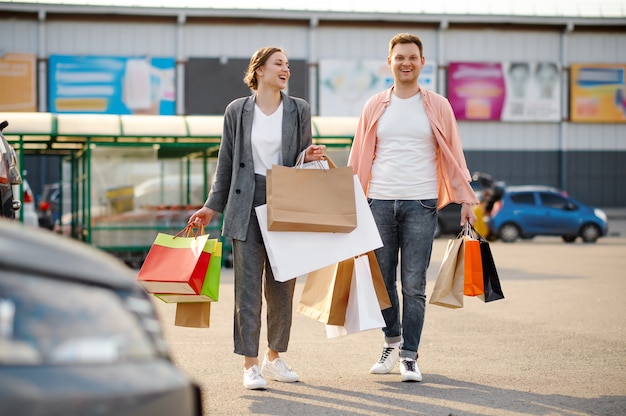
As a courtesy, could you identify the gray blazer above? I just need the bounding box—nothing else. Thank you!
[204,91,312,241]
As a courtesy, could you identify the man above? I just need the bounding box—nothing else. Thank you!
[348,33,478,382]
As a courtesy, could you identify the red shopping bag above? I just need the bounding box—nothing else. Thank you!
[137,226,214,295]
[154,240,222,302]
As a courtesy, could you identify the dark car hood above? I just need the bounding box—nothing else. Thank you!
[0,220,137,290]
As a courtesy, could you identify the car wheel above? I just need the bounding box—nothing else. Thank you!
[562,235,577,243]
[580,223,600,243]
[499,223,520,243]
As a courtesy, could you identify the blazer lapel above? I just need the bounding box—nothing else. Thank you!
[241,95,255,162]
[281,92,297,165]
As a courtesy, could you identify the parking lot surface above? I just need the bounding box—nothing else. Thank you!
[153,218,626,416]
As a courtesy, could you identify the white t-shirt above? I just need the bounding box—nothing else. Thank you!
[368,92,438,200]
[251,102,283,176]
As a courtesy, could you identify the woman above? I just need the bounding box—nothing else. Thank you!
[188,47,325,390]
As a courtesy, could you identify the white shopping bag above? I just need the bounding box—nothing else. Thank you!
[325,254,386,338]
[256,175,383,282]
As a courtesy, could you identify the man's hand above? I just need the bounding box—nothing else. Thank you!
[460,203,477,226]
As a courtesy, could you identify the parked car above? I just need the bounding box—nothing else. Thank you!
[15,178,39,227]
[0,120,22,219]
[37,181,72,230]
[488,185,608,243]
[0,220,203,415]
[434,172,505,238]
[0,119,38,226]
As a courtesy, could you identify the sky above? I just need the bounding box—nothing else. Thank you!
[1,0,626,18]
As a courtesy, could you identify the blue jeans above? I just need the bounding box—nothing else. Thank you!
[368,198,438,360]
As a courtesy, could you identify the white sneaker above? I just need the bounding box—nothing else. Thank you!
[369,343,399,374]
[243,364,267,390]
[399,358,422,382]
[261,355,300,382]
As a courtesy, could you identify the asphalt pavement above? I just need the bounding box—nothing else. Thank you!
[152,211,626,416]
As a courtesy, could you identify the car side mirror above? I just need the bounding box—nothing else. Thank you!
[564,202,577,211]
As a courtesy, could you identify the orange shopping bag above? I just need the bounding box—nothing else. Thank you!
[463,223,484,297]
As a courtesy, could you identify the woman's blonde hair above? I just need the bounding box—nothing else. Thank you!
[243,47,285,91]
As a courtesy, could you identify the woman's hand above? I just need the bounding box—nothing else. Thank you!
[188,206,215,227]
[303,144,326,162]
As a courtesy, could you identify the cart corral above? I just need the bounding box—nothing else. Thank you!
[3,112,356,268]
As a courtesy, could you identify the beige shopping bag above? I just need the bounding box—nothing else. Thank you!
[174,302,211,328]
[429,237,465,309]
[325,255,386,338]
[297,259,354,325]
[266,159,357,233]
[365,251,392,310]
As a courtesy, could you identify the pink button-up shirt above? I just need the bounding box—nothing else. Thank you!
[348,87,479,209]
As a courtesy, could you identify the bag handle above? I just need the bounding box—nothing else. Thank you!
[467,223,487,242]
[294,149,336,170]
[174,224,205,239]
[322,151,337,169]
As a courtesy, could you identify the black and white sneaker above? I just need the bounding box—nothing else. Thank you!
[400,358,422,382]
[369,343,399,374]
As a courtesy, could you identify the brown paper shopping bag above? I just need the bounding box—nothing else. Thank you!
[429,236,465,309]
[297,259,354,325]
[174,302,211,328]
[266,161,357,233]
[255,175,383,282]
[365,251,392,311]
[325,255,386,338]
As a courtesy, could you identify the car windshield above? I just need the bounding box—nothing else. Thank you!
[0,272,157,365]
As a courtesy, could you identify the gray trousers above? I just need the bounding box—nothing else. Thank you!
[232,174,296,357]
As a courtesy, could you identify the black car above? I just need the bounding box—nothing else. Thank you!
[434,172,505,238]
[0,120,22,219]
[0,220,202,415]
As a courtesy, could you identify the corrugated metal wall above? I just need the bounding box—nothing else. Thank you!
[1,12,625,206]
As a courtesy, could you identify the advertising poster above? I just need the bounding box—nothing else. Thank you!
[319,59,436,117]
[0,53,37,112]
[48,55,175,115]
[570,63,626,123]
[448,62,560,121]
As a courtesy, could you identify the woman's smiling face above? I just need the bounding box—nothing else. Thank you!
[257,51,290,90]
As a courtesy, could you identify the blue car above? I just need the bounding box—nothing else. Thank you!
[488,185,608,243]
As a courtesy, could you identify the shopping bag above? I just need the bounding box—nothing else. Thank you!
[429,236,465,309]
[463,225,485,297]
[298,251,391,325]
[325,255,386,338]
[297,258,354,325]
[137,226,213,294]
[255,175,383,282]
[154,241,222,303]
[471,225,505,303]
[366,251,392,311]
[174,302,211,328]
[266,158,357,233]
[478,240,505,302]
